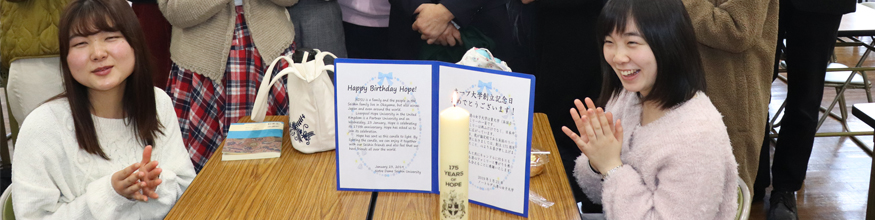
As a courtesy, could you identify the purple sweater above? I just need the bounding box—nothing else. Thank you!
[337,0,390,27]
[573,90,738,220]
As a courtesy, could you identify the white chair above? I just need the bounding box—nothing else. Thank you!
[823,63,872,130]
[736,177,751,220]
[576,178,751,220]
[0,185,13,220]
[770,63,873,139]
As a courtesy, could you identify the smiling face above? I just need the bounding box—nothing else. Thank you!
[603,17,658,97]
[66,30,135,95]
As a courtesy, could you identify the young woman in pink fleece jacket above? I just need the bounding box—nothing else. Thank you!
[560,0,739,219]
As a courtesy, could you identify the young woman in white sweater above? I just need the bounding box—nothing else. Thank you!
[560,0,739,219]
[11,0,196,219]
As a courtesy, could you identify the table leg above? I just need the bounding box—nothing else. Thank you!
[868,136,875,220]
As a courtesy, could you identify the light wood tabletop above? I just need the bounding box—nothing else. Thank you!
[850,104,875,220]
[839,4,875,36]
[165,116,372,220]
[371,113,579,220]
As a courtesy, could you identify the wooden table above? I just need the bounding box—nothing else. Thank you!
[370,113,579,220]
[165,116,372,220]
[839,4,875,38]
[850,104,875,220]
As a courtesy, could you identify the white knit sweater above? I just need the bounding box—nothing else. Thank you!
[11,88,196,220]
[573,90,738,220]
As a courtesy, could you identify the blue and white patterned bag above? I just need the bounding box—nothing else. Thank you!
[456,47,512,72]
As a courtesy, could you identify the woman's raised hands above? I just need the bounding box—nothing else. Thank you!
[138,145,163,201]
[561,98,624,173]
[112,162,147,201]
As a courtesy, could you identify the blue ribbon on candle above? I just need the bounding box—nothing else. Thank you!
[477,80,492,95]
[377,72,393,86]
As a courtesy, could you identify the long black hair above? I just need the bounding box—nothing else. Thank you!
[595,0,706,109]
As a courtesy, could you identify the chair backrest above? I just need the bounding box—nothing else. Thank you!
[736,177,751,220]
[1,186,14,220]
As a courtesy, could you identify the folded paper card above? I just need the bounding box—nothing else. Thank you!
[334,59,535,217]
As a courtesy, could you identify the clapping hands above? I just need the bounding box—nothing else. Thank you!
[139,145,162,200]
[111,145,163,202]
[561,98,624,173]
[111,162,147,201]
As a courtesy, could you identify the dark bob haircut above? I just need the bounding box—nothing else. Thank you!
[595,0,707,109]
[58,0,162,159]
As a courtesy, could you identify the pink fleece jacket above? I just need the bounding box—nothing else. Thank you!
[573,90,738,220]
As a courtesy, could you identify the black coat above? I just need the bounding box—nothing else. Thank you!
[128,0,157,3]
[387,0,536,74]
[787,0,856,14]
[532,0,606,210]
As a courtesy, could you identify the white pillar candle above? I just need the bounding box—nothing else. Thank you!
[439,91,469,220]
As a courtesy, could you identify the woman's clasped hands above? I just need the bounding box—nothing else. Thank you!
[561,98,624,174]
[111,145,163,202]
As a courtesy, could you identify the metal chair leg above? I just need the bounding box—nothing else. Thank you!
[7,106,17,146]
[837,87,851,132]
[0,88,9,168]
[863,70,873,103]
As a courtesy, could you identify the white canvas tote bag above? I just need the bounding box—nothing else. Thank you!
[252,49,337,153]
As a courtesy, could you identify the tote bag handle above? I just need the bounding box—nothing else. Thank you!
[251,56,297,122]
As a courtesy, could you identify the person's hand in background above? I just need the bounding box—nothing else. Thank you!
[412,3,454,44]
[430,24,462,46]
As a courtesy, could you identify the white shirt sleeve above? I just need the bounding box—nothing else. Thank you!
[134,88,197,219]
[12,106,138,220]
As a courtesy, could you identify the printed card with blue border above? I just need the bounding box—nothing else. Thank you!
[334,59,534,217]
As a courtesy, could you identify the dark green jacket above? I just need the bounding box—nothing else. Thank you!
[0,0,69,77]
